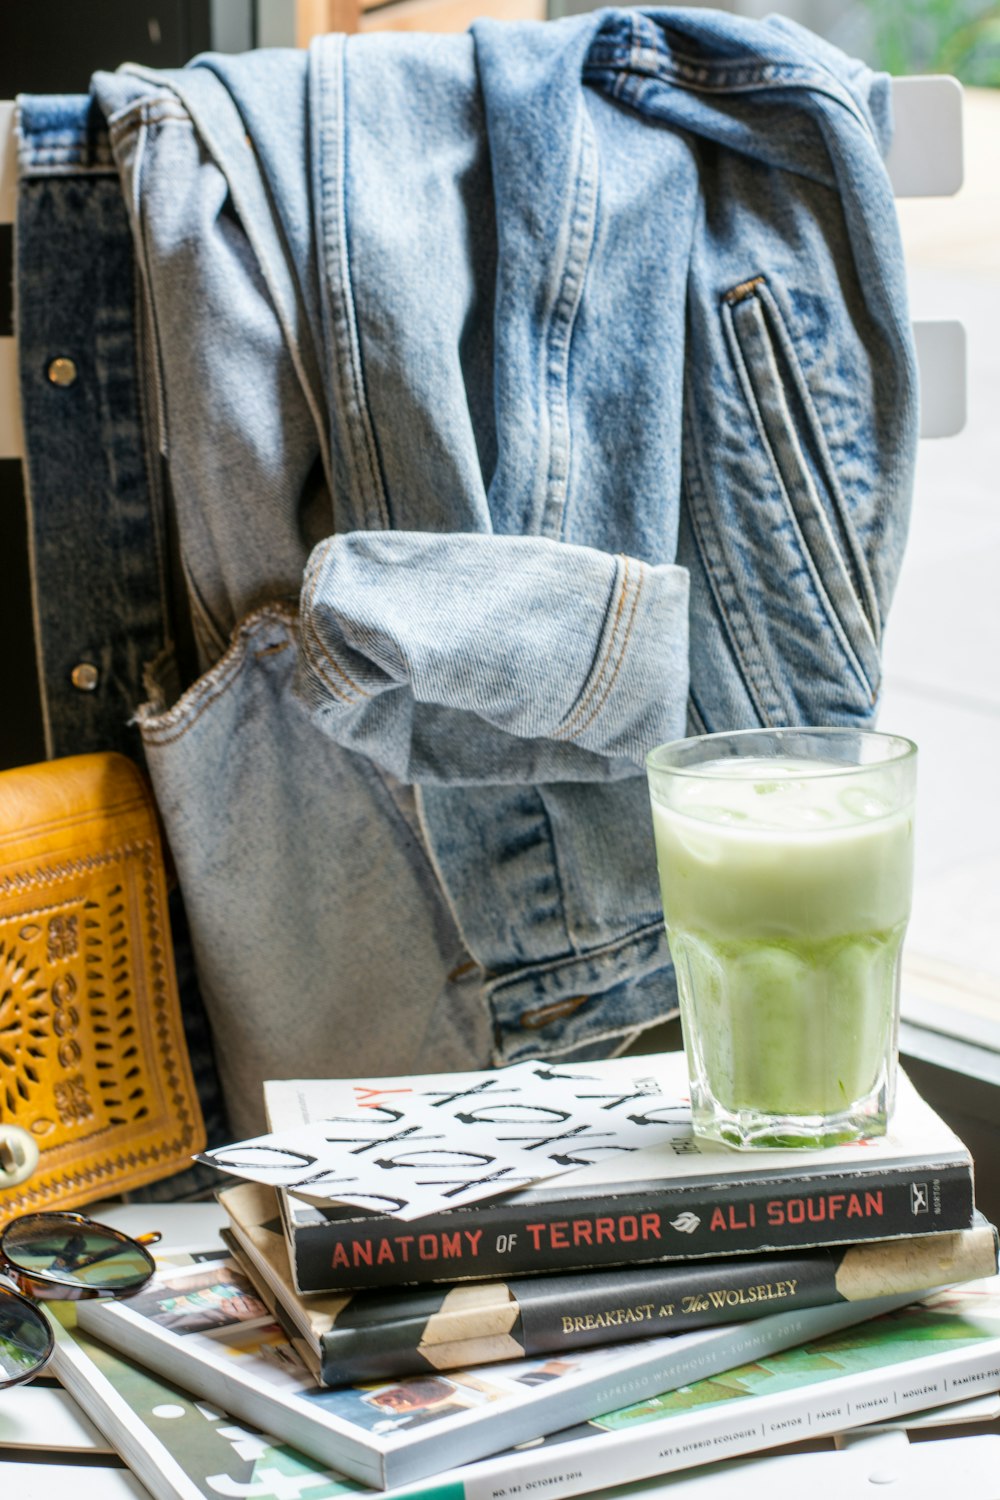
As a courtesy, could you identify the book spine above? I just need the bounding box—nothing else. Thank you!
[292,1162,975,1292]
[316,1223,998,1383]
[401,1337,1000,1500]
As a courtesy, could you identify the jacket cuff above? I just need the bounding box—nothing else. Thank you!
[296,531,689,783]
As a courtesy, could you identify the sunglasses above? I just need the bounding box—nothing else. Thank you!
[0,1211,162,1388]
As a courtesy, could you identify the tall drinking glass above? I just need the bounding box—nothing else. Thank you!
[646,728,917,1150]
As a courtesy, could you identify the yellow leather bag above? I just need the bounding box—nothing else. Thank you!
[0,752,205,1223]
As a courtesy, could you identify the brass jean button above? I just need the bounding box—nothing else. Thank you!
[47,357,78,387]
[71,662,99,692]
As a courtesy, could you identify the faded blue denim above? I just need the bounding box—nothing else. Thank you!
[19,10,917,1135]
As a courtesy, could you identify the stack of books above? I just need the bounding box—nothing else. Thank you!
[46,1052,1000,1500]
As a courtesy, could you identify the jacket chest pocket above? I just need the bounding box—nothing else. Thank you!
[685,272,887,732]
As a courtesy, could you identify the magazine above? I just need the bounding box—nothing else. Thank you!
[57,1278,1000,1500]
[49,1309,351,1500]
[74,1245,907,1488]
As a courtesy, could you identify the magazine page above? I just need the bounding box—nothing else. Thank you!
[75,1250,681,1483]
[66,1275,1000,1500]
[434,1278,1000,1500]
[94,1253,657,1422]
[50,1311,359,1500]
[77,1248,909,1488]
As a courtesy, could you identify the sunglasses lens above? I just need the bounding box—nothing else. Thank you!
[0,1288,52,1386]
[2,1215,153,1292]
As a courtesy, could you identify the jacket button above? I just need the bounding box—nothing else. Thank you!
[47,357,78,387]
[71,662,99,692]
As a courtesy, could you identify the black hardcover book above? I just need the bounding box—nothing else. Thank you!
[220,1181,998,1385]
[262,1056,976,1294]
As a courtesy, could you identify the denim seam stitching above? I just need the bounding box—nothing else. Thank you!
[139,664,242,742]
[533,786,576,958]
[540,108,598,539]
[686,687,709,735]
[90,224,172,669]
[585,29,874,152]
[109,104,190,138]
[723,296,875,702]
[486,917,669,1000]
[718,301,824,715]
[127,183,175,655]
[138,604,299,745]
[681,391,776,725]
[753,283,882,652]
[14,235,56,760]
[16,105,117,174]
[611,16,875,141]
[553,555,630,738]
[554,556,645,743]
[313,38,390,533]
[132,119,172,471]
[117,66,337,507]
[299,544,368,703]
[572,559,644,737]
[598,61,875,160]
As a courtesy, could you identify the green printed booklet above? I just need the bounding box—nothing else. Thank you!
[51,1276,1000,1500]
[72,1245,902,1488]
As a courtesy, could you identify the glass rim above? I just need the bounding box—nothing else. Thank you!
[645,726,918,780]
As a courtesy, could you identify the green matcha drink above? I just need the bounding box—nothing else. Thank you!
[646,729,917,1149]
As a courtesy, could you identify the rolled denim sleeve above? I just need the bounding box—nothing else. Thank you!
[295,531,689,784]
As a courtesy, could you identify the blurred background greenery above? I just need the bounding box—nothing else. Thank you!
[547,0,1000,86]
[858,0,1000,83]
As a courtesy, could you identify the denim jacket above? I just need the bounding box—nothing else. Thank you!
[18,10,917,1136]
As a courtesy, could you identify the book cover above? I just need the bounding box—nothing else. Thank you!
[220,1179,999,1384]
[65,1275,1000,1500]
[262,1054,975,1292]
[73,1244,909,1489]
[45,1308,1000,1500]
[437,1276,1000,1500]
